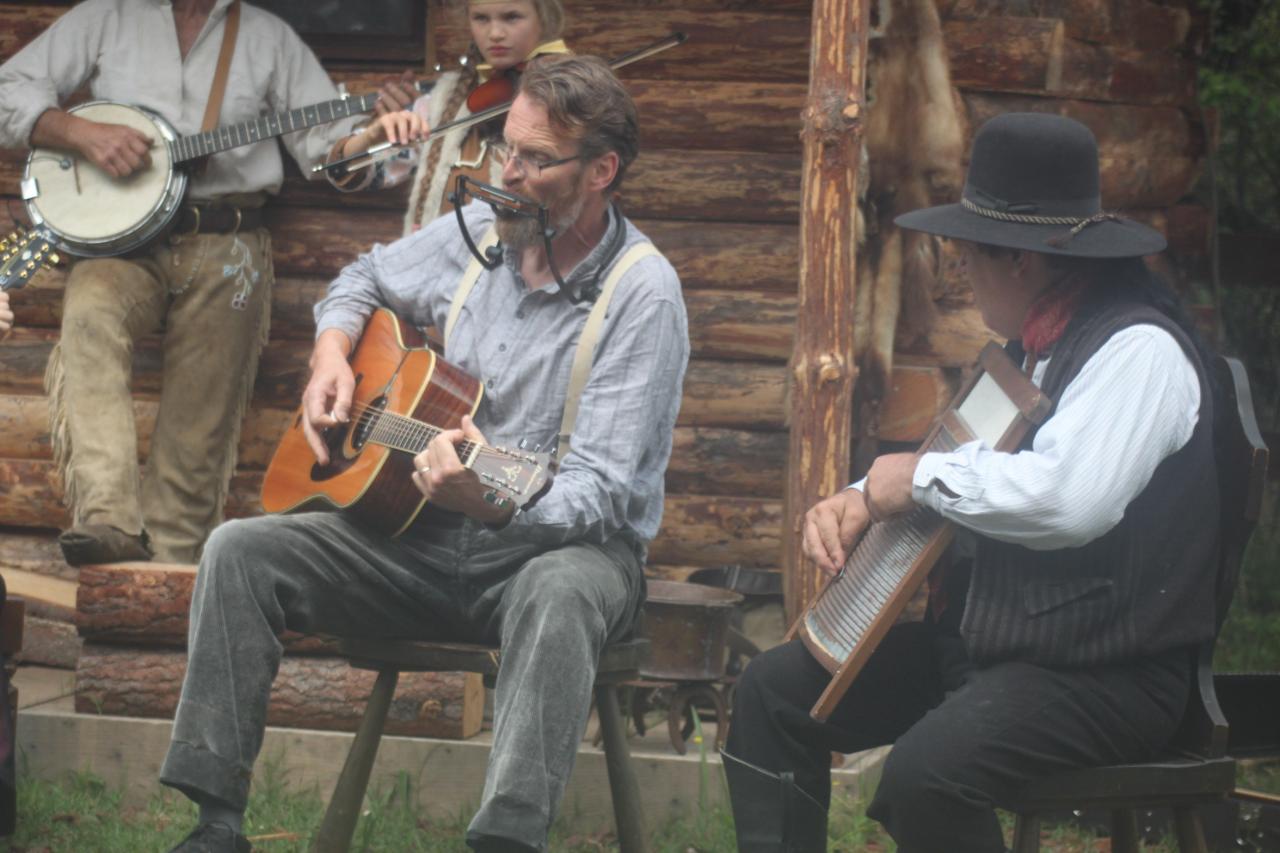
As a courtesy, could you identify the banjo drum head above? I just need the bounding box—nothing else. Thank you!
[25,102,183,253]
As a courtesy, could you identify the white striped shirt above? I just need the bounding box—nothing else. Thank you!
[911,325,1201,550]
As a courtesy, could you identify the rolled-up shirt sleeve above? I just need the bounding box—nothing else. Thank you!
[911,325,1200,550]
[500,259,690,547]
[0,3,102,147]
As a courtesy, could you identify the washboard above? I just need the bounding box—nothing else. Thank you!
[800,342,1052,721]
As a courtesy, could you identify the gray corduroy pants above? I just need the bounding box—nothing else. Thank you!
[158,510,645,850]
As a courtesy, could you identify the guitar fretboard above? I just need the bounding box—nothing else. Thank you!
[357,405,480,462]
[168,90,383,164]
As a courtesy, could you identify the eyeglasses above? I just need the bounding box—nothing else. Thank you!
[490,140,582,177]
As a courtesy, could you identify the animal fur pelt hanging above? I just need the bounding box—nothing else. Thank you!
[856,0,966,403]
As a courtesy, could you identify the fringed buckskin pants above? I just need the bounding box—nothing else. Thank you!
[44,225,272,563]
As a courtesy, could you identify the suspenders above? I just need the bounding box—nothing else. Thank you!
[443,225,660,464]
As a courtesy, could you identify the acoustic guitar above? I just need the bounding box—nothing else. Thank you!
[261,308,553,536]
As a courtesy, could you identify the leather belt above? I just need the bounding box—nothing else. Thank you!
[172,204,264,236]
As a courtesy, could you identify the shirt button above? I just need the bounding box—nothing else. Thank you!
[498,343,507,352]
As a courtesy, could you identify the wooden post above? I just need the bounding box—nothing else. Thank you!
[783,0,870,622]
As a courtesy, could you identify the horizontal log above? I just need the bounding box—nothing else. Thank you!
[962,93,1202,209]
[0,527,78,583]
[666,427,787,497]
[0,332,800,429]
[1054,40,1197,107]
[272,148,803,224]
[0,329,951,445]
[942,18,1064,94]
[75,643,484,739]
[15,615,80,670]
[649,494,781,569]
[0,7,64,65]
[74,562,341,653]
[434,7,811,84]
[330,72,806,155]
[0,458,783,571]
[939,0,1111,44]
[0,391,784,497]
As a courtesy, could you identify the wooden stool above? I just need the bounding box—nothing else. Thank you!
[313,638,650,853]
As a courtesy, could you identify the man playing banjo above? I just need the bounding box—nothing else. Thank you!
[0,0,365,565]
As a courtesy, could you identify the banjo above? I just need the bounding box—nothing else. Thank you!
[21,85,426,259]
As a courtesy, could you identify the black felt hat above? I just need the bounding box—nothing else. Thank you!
[895,112,1166,258]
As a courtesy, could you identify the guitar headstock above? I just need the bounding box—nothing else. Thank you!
[470,445,554,511]
[1,226,60,291]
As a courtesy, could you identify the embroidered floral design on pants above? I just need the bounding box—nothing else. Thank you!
[225,234,260,311]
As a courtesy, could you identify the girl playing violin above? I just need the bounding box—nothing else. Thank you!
[327,0,568,234]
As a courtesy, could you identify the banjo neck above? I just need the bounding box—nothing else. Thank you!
[168,82,429,165]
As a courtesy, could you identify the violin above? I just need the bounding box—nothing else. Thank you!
[317,32,687,177]
[466,67,520,115]
[465,69,519,114]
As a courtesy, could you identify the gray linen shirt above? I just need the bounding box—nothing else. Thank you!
[315,200,689,561]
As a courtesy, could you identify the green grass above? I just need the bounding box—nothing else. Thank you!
[4,764,1203,853]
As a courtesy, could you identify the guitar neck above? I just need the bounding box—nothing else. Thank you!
[362,408,480,463]
[168,84,412,164]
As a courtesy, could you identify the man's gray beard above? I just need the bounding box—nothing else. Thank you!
[493,179,587,251]
[493,210,542,249]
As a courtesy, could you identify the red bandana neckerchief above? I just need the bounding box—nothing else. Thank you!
[1020,273,1094,371]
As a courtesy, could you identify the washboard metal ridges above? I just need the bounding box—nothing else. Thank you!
[800,342,1053,721]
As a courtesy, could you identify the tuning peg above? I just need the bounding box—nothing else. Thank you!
[49,252,61,266]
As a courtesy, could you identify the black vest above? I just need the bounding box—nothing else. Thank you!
[960,302,1218,667]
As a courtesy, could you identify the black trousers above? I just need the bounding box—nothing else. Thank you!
[725,623,1191,853]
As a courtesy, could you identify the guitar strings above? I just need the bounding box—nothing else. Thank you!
[341,399,482,460]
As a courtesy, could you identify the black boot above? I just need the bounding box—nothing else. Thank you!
[722,749,828,852]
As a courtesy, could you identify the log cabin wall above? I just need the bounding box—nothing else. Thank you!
[0,0,1210,669]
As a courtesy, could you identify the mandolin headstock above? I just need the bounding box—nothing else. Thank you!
[470,445,554,511]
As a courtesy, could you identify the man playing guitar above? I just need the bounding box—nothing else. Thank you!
[0,0,366,566]
[158,55,688,853]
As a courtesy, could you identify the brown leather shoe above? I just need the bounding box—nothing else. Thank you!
[57,524,153,566]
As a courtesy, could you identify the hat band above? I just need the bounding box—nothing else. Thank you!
[961,197,1123,247]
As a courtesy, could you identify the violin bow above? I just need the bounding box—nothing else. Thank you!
[314,32,687,176]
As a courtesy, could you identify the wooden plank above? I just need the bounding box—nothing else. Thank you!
[76,643,485,739]
[0,565,76,621]
[0,528,77,584]
[433,7,812,84]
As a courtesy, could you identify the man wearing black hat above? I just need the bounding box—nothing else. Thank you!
[722,112,1219,852]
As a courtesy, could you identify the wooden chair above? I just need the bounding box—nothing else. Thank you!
[312,637,651,853]
[1006,356,1271,853]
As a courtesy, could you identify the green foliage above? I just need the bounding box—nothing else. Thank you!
[1198,0,1280,232]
